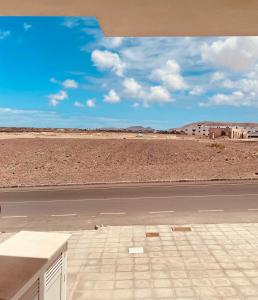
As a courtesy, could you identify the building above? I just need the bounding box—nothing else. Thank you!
[247,131,258,138]
[181,123,250,139]
[209,127,248,139]
[181,124,210,136]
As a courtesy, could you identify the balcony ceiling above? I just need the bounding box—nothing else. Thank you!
[0,0,258,36]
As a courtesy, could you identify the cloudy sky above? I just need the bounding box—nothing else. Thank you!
[1,17,258,129]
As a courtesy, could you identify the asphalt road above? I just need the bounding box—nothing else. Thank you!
[1,180,258,231]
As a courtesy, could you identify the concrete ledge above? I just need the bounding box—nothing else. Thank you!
[0,0,258,36]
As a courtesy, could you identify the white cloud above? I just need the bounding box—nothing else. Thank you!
[23,23,32,31]
[219,72,258,94]
[0,106,143,129]
[122,77,173,105]
[50,78,78,89]
[49,99,58,107]
[147,86,172,103]
[0,30,10,40]
[201,65,258,107]
[201,37,258,71]
[200,90,258,107]
[62,18,80,28]
[62,79,79,89]
[103,37,124,49]
[63,17,97,29]
[0,108,39,114]
[123,78,142,98]
[119,37,199,73]
[121,75,174,105]
[210,71,235,89]
[211,72,225,82]
[86,99,96,108]
[150,60,188,91]
[48,90,68,106]
[74,101,83,107]
[104,90,121,104]
[189,86,204,96]
[88,35,258,108]
[221,79,235,89]
[0,108,59,128]
[237,78,258,94]
[246,65,258,79]
[200,91,244,107]
[91,50,125,77]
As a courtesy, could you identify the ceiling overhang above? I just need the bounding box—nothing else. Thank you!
[0,0,258,36]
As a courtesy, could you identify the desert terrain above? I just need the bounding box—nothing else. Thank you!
[0,131,176,140]
[0,132,258,187]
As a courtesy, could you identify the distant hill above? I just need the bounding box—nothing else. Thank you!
[125,126,155,132]
[2,122,258,134]
[176,121,258,129]
[0,126,156,133]
[0,127,88,133]
[99,126,155,133]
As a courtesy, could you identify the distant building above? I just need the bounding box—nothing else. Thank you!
[209,127,248,139]
[247,131,258,138]
[181,124,210,136]
[181,123,250,139]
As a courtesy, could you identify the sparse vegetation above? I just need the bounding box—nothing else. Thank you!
[210,143,225,150]
[1,135,258,187]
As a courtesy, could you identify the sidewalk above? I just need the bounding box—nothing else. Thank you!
[67,223,258,299]
[2,223,258,299]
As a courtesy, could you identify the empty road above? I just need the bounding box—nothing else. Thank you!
[1,180,258,231]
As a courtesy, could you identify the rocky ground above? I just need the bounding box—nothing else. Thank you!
[0,136,258,187]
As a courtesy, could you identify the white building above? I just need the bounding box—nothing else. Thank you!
[247,130,258,138]
[181,123,258,138]
[182,124,211,136]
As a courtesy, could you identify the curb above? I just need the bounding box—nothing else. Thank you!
[1,177,258,190]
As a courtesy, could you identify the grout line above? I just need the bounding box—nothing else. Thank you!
[149,210,175,214]
[248,208,258,211]
[51,214,77,217]
[100,212,126,215]
[198,209,224,213]
[1,215,28,218]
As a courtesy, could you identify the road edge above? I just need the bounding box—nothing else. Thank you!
[1,177,258,190]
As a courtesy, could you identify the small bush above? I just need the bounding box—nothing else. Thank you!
[210,143,225,150]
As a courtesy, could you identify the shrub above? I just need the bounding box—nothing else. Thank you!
[210,143,225,150]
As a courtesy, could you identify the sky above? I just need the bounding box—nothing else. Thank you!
[1,17,258,129]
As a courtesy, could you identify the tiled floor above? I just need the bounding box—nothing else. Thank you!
[2,223,258,299]
[66,224,258,299]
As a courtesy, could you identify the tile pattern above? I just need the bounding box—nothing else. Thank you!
[2,224,258,299]
[66,224,258,300]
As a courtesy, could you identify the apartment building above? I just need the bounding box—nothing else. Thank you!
[182,124,210,136]
[181,123,253,139]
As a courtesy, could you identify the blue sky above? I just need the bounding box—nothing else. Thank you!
[0,17,258,129]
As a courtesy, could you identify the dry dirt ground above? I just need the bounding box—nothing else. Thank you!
[0,133,258,187]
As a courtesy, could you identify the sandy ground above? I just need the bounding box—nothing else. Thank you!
[0,133,258,187]
[0,131,178,140]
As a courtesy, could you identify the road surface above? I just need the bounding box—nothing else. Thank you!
[0,180,258,231]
